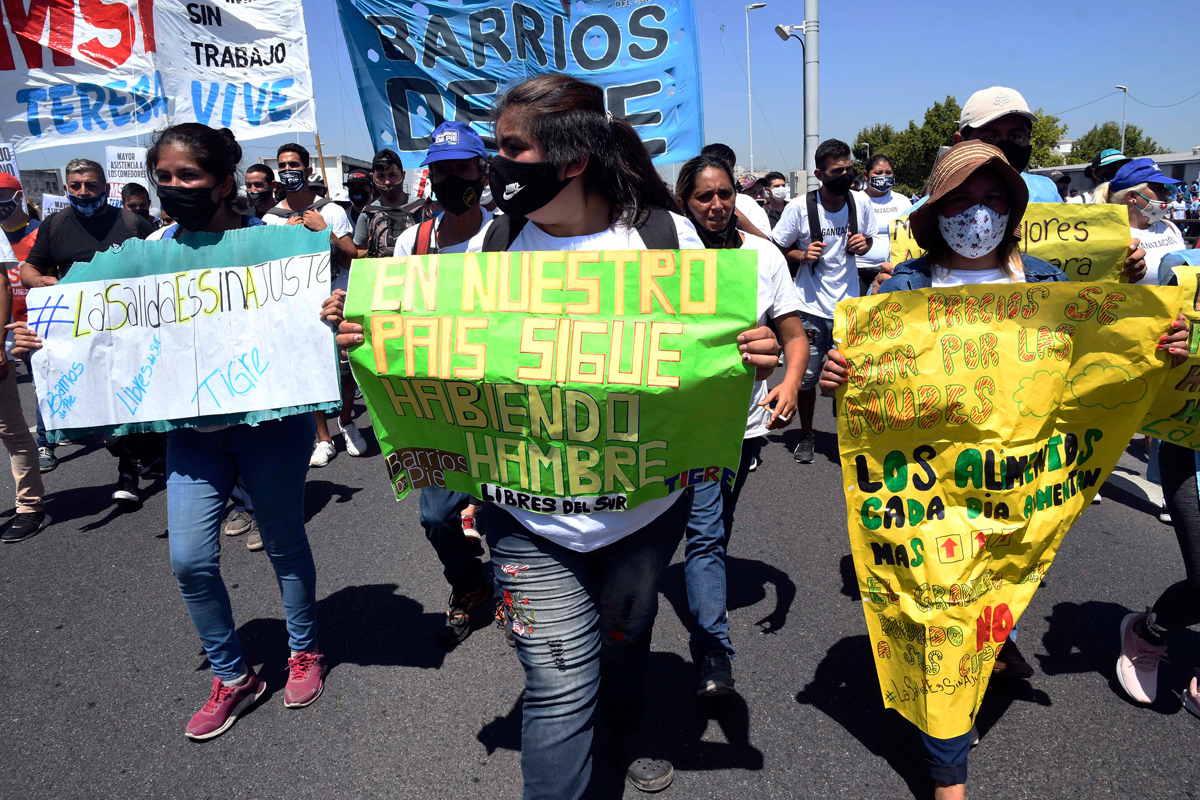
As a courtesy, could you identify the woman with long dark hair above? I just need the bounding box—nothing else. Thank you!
[672,153,808,695]
[11,123,328,741]
[324,74,782,799]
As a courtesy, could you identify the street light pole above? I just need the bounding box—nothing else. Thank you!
[745,3,766,174]
[775,21,809,190]
[802,0,819,191]
[856,142,870,162]
[1116,84,1128,153]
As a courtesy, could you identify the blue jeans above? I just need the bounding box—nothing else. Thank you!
[920,729,970,785]
[683,437,758,658]
[167,414,318,681]
[484,496,687,800]
[420,486,489,596]
[34,402,48,449]
[230,477,255,515]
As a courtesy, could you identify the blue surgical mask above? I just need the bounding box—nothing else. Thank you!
[69,192,107,217]
[869,175,895,193]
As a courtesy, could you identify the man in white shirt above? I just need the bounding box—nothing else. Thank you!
[771,138,877,463]
[262,142,361,467]
[736,174,772,234]
[762,171,789,230]
[1171,195,1188,220]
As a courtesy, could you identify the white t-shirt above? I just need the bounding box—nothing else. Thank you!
[1,233,16,355]
[931,266,1022,287]
[1134,220,1186,286]
[771,190,878,319]
[741,234,803,439]
[858,191,913,271]
[1171,200,1188,220]
[393,209,494,256]
[736,192,771,235]
[494,212,712,552]
[1066,196,1085,204]
[263,200,354,289]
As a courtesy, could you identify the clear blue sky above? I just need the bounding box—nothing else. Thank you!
[12,0,1200,178]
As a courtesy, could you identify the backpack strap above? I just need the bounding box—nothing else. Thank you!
[481,214,529,252]
[633,207,679,250]
[845,191,859,236]
[413,218,436,256]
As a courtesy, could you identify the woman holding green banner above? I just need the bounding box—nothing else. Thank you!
[12,124,328,743]
[324,74,783,799]
[673,152,809,697]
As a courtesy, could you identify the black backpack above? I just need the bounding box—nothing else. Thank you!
[480,208,680,252]
[363,205,417,258]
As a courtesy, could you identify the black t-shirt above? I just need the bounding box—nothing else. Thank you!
[767,206,782,230]
[25,205,155,277]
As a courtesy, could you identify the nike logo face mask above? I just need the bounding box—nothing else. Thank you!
[487,156,573,218]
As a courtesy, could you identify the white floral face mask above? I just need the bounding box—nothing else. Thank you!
[937,204,1009,259]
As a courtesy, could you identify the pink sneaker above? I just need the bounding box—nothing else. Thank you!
[1116,611,1166,704]
[284,650,328,708]
[185,671,266,740]
[1184,670,1200,720]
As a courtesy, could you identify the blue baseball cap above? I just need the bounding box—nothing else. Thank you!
[1110,157,1181,193]
[421,121,487,166]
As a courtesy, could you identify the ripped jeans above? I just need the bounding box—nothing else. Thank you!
[483,496,687,800]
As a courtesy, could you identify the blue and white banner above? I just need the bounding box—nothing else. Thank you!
[0,0,316,153]
[334,0,704,166]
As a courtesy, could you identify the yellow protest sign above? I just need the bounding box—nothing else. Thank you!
[889,203,1132,282]
[835,282,1181,738]
[1139,266,1200,447]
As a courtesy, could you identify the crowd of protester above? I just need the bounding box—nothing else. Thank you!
[1,77,1197,800]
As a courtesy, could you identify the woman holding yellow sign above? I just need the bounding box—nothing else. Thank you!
[818,141,1191,799]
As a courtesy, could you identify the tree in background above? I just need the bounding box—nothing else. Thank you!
[852,96,961,196]
[851,123,897,171]
[1029,109,1068,169]
[1068,122,1167,165]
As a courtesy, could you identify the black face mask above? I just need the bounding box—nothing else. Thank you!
[277,169,306,193]
[822,167,857,197]
[995,140,1032,173]
[158,184,222,233]
[691,205,740,249]
[247,189,271,208]
[0,200,17,221]
[432,174,483,217]
[488,156,573,218]
[349,190,370,206]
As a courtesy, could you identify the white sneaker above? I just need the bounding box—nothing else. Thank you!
[1159,502,1172,525]
[342,421,367,457]
[309,440,336,468]
[1091,494,1102,505]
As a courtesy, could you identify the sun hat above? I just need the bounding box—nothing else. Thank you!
[909,141,1028,250]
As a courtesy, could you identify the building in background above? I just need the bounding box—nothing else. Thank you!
[19,169,62,208]
[1031,146,1200,195]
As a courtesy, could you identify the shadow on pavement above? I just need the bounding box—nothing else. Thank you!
[303,479,363,523]
[1094,476,1161,518]
[767,426,840,466]
[47,475,167,531]
[1038,600,1200,714]
[225,583,449,688]
[477,651,764,799]
[840,553,862,602]
[659,556,797,639]
[796,635,932,799]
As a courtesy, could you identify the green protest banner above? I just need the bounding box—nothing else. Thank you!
[344,249,759,514]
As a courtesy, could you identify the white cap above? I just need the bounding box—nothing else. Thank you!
[959,87,1037,132]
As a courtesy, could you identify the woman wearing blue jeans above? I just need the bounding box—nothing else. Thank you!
[329,74,783,799]
[13,123,329,741]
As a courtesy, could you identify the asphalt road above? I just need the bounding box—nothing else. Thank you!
[2,362,1199,800]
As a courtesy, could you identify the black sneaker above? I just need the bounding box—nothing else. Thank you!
[2,510,51,543]
[38,446,57,474]
[112,473,140,506]
[794,433,815,464]
[435,584,491,647]
[599,727,674,793]
[991,640,1034,680]
[697,650,736,697]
